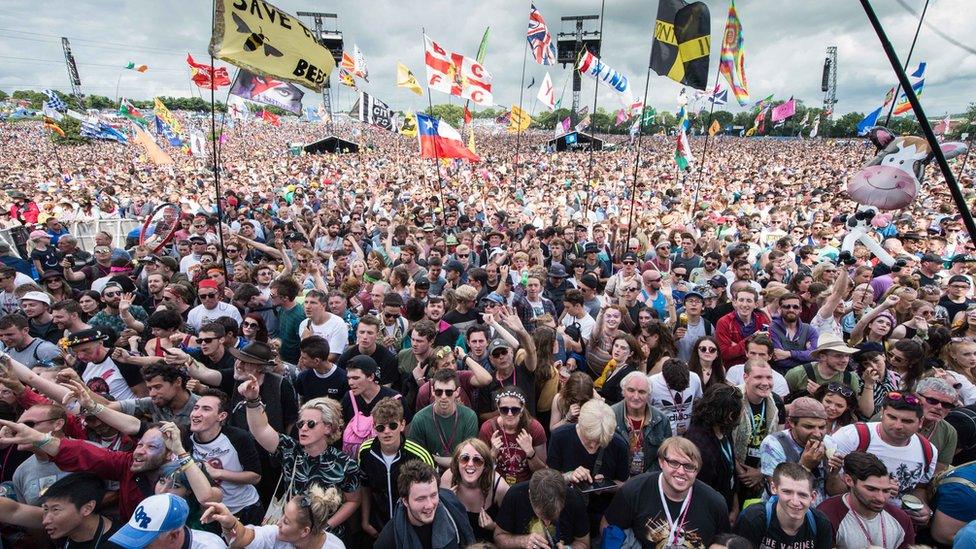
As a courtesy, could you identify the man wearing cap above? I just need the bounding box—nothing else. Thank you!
[917,253,946,287]
[769,293,819,375]
[604,252,642,302]
[760,397,836,505]
[477,319,538,419]
[784,335,866,410]
[638,269,671,322]
[187,279,243,333]
[20,290,62,344]
[110,493,225,549]
[179,236,207,274]
[941,274,974,323]
[581,243,605,281]
[89,280,149,338]
[442,259,466,291]
[66,328,146,400]
[543,263,573,316]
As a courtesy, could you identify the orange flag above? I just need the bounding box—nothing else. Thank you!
[131,124,174,165]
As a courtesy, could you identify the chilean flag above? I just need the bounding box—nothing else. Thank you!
[416,113,479,162]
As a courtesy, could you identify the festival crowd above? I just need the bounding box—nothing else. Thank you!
[0,116,974,549]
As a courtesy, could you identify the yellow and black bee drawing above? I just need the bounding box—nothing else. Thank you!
[232,13,283,58]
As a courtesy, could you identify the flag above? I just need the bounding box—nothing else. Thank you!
[677,106,690,133]
[578,106,589,117]
[81,121,127,143]
[575,114,591,132]
[675,128,694,170]
[708,87,728,106]
[857,107,882,136]
[355,91,395,132]
[338,68,356,88]
[809,115,821,138]
[616,109,629,125]
[798,112,809,128]
[577,48,634,104]
[464,106,472,125]
[745,127,757,137]
[303,106,322,122]
[650,0,711,90]
[882,86,896,107]
[424,35,493,105]
[476,27,491,63]
[119,100,148,127]
[509,105,532,133]
[229,70,304,115]
[43,117,65,137]
[43,105,64,122]
[42,89,67,114]
[400,111,418,138]
[353,44,369,81]
[189,132,207,158]
[186,54,231,89]
[154,116,184,147]
[259,109,280,126]
[718,0,749,105]
[227,95,250,121]
[708,119,720,136]
[537,72,555,110]
[526,77,536,89]
[396,62,424,95]
[770,97,795,123]
[641,107,658,125]
[935,114,952,136]
[527,4,558,65]
[555,116,571,137]
[893,62,925,116]
[154,98,184,137]
[467,129,476,155]
[132,124,173,164]
[752,93,773,112]
[209,0,335,92]
[124,62,148,72]
[756,110,766,134]
[495,110,511,125]
[416,113,479,162]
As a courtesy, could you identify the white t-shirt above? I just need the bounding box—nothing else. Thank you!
[245,524,344,549]
[190,429,260,513]
[560,312,596,341]
[298,314,349,355]
[187,302,244,332]
[83,356,136,401]
[724,365,791,397]
[831,422,937,505]
[189,528,228,549]
[648,372,703,436]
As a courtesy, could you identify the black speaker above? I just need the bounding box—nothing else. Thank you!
[821,58,831,92]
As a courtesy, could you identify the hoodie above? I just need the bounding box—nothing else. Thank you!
[375,488,474,549]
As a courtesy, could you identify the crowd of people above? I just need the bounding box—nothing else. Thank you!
[0,113,974,549]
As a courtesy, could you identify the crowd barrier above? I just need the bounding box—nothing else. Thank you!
[0,219,141,259]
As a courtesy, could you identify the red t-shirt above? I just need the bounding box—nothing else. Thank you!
[478,417,547,485]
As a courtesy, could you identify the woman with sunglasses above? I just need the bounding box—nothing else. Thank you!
[40,271,75,302]
[688,335,726,390]
[890,300,939,341]
[440,438,509,542]
[242,388,361,538]
[950,305,976,339]
[202,484,344,549]
[813,382,858,434]
[479,388,547,486]
[240,313,270,344]
[633,320,677,375]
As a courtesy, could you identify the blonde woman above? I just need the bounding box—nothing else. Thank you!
[203,485,345,548]
[942,338,976,405]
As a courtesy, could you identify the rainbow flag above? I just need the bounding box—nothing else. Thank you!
[893,63,925,116]
[718,0,749,106]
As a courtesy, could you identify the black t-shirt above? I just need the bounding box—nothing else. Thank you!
[295,365,349,401]
[433,325,461,348]
[495,481,589,544]
[733,500,833,549]
[58,516,124,549]
[442,309,480,329]
[604,473,730,549]
[743,396,787,468]
[340,386,402,423]
[546,424,630,483]
[940,296,973,324]
[336,345,399,389]
[477,363,537,416]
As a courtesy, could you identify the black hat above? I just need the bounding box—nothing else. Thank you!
[347,355,378,377]
[188,236,207,244]
[952,254,976,264]
[622,252,639,263]
[580,274,599,290]
[920,253,942,264]
[64,328,114,347]
[949,274,972,286]
[415,279,431,290]
[708,274,729,288]
[227,341,278,368]
[444,260,464,273]
[584,243,599,254]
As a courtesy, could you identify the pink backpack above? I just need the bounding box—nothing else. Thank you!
[342,395,375,458]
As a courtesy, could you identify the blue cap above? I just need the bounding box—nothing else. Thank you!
[110,494,189,549]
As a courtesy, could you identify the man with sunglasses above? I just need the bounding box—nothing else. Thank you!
[602,436,729,548]
[690,252,723,286]
[828,392,938,527]
[89,280,148,337]
[187,279,242,333]
[605,252,642,302]
[359,398,435,538]
[769,293,819,375]
[10,403,73,505]
[407,369,478,469]
[910,376,958,475]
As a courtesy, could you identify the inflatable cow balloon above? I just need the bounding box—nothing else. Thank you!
[843,126,968,265]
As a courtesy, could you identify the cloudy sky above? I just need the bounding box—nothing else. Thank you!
[2,0,974,117]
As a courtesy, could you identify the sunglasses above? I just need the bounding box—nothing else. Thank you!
[296,419,320,430]
[102,291,121,297]
[498,406,522,416]
[225,249,239,253]
[922,395,955,409]
[198,293,218,299]
[622,260,635,265]
[459,453,485,466]
[197,337,218,344]
[374,421,400,433]
[433,388,456,397]
[698,345,718,353]
[886,391,921,407]
[826,382,854,398]
[242,321,259,329]
[779,304,801,310]
[625,287,640,292]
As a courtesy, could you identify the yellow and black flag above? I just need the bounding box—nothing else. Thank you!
[650,0,711,90]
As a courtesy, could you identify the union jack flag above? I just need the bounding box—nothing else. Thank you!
[527,4,557,66]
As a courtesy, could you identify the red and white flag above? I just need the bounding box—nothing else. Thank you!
[536,72,555,110]
[416,113,479,162]
[424,35,493,106]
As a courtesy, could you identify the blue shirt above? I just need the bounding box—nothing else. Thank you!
[935,463,976,523]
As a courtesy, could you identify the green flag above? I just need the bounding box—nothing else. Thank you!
[475,27,491,63]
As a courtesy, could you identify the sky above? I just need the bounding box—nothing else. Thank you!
[2,0,975,118]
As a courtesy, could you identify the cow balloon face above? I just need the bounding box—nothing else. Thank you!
[848,127,968,210]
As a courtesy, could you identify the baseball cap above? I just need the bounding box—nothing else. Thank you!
[920,253,942,264]
[949,274,971,286]
[109,494,189,549]
[951,254,976,264]
[481,292,505,305]
[488,338,512,354]
[622,252,639,263]
[707,274,728,288]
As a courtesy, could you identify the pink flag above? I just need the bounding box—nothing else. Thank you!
[615,109,628,125]
[770,97,795,123]
[561,117,571,132]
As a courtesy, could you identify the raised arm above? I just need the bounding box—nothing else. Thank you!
[2,353,70,403]
[160,422,222,504]
[64,379,141,436]
[817,271,851,321]
[500,308,537,372]
[455,347,492,387]
[166,348,223,387]
[851,294,899,344]
[240,374,281,453]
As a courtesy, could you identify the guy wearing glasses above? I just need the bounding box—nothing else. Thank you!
[940,274,973,323]
[690,251,723,285]
[828,392,937,527]
[769,293,819,374]
[359,398,434,539]
[407,369,478,469]
[11,403,72,505]
[899,376,957,475]
[179,235,207,274]
[187,278,242,333]
[602,436,729,548]
[604,252,642,301]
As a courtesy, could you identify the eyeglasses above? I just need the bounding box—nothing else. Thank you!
[922,395,955,409]
[296,419,319,430]
[197,337,218,344]
[94,248,111,254]
[198,293,218,299]
[374,422,400,433]
[298,495,319,532]
[383,312,400,319]
[433,388,456,398]
[698,345,718,353]
[622,260,636,265]
[661,456,699,473]
[498,406,522,416]
[625,287,640,293]
[23,417,59,429]
[886,391,921,407]
[826,382,854,398]
[459,453,485,466]
[242,321,259,329]
[491,349,510,358]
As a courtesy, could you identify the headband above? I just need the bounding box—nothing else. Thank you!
[494,388,525,405]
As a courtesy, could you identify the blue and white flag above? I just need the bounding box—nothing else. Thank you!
[42,89,66,112]
[857,106,882,136]
[81,121,128,143]
[708,88,728,106]
[154,116,184,147]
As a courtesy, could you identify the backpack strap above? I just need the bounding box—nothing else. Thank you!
[350,394,361,415]
[918,434,934,473]
[941,477,976,493]
[803,363,816,383]
[766,495,818,535]
[855,422,871,453]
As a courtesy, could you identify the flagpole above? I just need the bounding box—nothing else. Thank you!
[880,0,929,129]
[690,66,724,216]
[583,0,607,219]
[215,68,239,172]
[512,1,532,189]
[860,0,976,244]
[421,27,447,210]
[209,0,228,271]
[625,28,657,250]
[955,121,976,182]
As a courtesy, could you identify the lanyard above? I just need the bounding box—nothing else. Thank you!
[657,474,693,546]
[747,401,766,437]
[718,437,734,470]
[845,494,886,548]
[433,408,460,456]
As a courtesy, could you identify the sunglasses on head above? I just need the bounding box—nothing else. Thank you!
[298,495,318,532]
[22,417,58,429]
[374,421,400,433]
[459,453,485,466]
[886,391,921,407]
[296,419,319,430]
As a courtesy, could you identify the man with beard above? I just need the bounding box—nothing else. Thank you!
[422,295,463,348]
[89,281,148,337]
[734,462,834,548]
[21,291,62,344]
[52,300,90,338]
[87,364,198,428]
[602,436,729,548]
[313,217,343,255]
[0,419,219,520]
[160,284,192,322]
[144,272,169,312]
[10,403,74,505]
[769,293,819,375]
[760,397,837,505]
[66,328,146,400]
[818,452,914,549]
[407,369,478,469]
